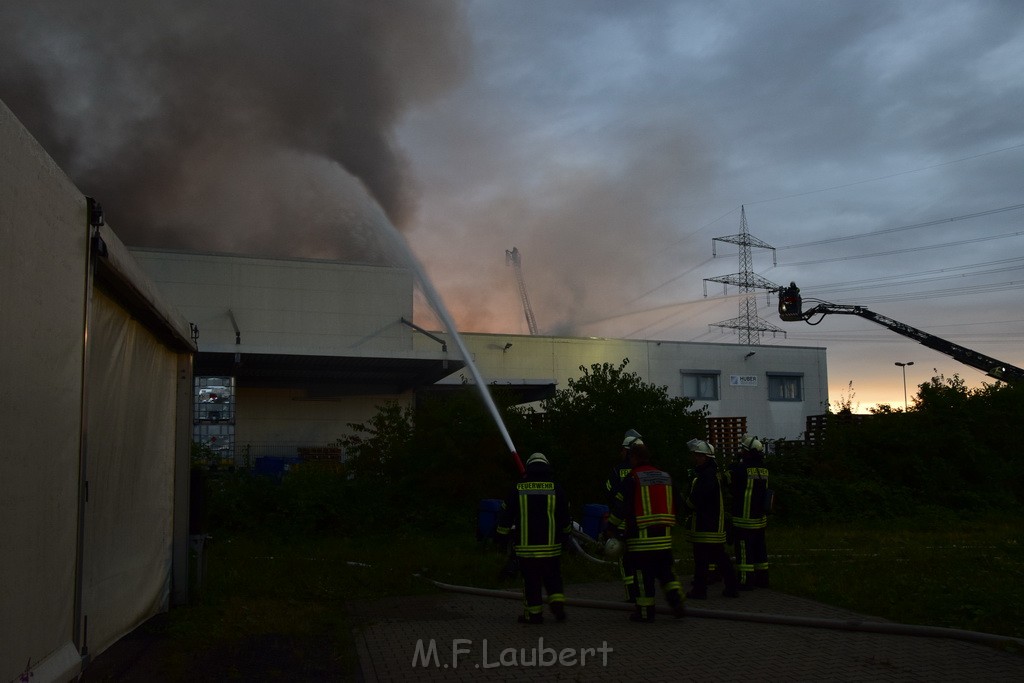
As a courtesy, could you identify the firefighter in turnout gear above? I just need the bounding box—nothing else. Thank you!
[604,429,642,602]
[605,440,686,622]
[496,453,571,624]
[683,439,740,599]
[726,434,770,589]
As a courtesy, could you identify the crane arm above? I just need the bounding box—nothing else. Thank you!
[506,247,539,335]
[778,283,1024,384]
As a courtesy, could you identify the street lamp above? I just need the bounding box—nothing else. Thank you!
[894,361,914,411]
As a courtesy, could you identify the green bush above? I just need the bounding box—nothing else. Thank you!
[207,370,1024,540]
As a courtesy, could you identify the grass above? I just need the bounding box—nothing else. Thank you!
[767,512,1024,644]
[101,510,1023,678]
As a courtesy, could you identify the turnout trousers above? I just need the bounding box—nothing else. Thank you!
[690,542,738,596]
[518,556,565,621]
[733,527,769,588]
[617,554,638,602]
[629,549,683,621]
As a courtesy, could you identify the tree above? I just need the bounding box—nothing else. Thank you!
[537,358,708,504]
[336,401,414,482]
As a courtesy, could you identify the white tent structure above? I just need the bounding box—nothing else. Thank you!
[1,100,195,681]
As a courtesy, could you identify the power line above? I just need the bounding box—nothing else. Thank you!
[782,230,1024,267]
[639,201,1023,313]
[829,281,1024,305]
[778,204,1024,251]
[808,267,1024,301]
[799,256,1024,293]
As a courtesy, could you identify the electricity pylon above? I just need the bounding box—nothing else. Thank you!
[703,206,784,345]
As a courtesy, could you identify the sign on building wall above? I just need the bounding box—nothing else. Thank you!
[730,375,758,387]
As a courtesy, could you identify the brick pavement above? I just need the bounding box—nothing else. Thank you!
[350,580,1024,682]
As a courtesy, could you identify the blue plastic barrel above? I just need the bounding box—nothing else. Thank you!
[477,499,504,541]
[581,503,609,541]
[254,456,301,478]
[254,456,286,477]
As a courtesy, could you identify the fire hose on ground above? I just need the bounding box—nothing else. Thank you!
[480,507,1022,649]
[427,579,1024,650]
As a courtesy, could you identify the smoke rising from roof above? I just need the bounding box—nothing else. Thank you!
[0,0,469,264]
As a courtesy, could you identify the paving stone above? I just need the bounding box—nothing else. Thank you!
[349,580,1024,682]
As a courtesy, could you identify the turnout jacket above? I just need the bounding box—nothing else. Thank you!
[607,464,677,552]
[605,460,633,501]
[604,459,633,529]
[725,453,769,530]
[683,459,727,544]
[496,463,571,559]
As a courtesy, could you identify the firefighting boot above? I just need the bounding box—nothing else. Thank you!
[706,563,722,585]
[669,591,686,619]
[629,610,655,623]
[550,601,567,622]
[631,597,656,622]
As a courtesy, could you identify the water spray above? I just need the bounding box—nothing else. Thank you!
[410,268,525,475]
[372,207,525,475]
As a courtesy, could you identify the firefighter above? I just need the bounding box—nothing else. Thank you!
[604,429,642,602]
[496,452,571,624]
[726,434,770,589]
[605,440,685,622]
[683,439,739,599]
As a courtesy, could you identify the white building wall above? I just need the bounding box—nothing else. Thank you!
[131,249,415,356]
[427,332,828,441]
[237,387,413,452]
[132,250,828,443]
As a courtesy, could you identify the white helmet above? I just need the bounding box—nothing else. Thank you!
[686,438,715,456]
[740,434,764,452]
[603,537,624,560]
[622,429,643,448]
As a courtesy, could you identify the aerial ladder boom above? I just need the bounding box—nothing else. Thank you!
[778,282,1024,384]
[505,247,539,335]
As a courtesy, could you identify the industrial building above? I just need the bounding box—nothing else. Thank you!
[131,248,829,465]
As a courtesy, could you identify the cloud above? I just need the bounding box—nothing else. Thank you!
[0,0,469,259]
[2,0,1022,410]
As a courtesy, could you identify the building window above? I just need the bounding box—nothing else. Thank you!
[768,373,803,401]
[681,370,719,400]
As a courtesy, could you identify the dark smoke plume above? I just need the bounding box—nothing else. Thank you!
[0,0,469,263]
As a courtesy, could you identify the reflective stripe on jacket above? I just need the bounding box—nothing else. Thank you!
[497,468,571,559]
[608,464,676,552]
[684,460,726,544]
[726,459,769,530]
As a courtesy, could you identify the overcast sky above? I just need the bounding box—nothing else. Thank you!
[3,0,1022,411]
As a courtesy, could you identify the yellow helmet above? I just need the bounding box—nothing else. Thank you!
[526,452,549,466]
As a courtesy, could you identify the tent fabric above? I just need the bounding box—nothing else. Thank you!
[2,97,195,682]
[93,222,194,352]
[81,288,179,656]
[0,99,87,683]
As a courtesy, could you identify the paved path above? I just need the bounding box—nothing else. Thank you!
[350,580,1024,682]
